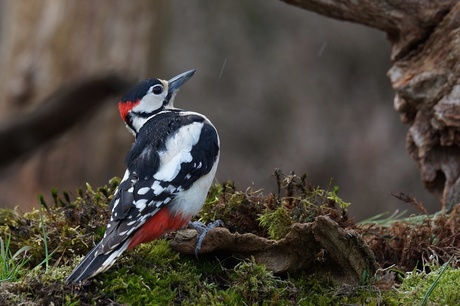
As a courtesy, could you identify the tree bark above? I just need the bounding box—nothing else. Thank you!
[282,0,460,210]
[0,0,164,209]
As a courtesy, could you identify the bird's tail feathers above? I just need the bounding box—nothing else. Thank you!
[65,240,129,284]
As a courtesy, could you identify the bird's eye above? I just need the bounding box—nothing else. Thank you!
[150,85,163,95]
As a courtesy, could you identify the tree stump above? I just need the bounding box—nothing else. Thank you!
[282,0,460,210]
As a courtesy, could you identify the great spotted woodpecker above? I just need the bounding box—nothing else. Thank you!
[66,70,220,284]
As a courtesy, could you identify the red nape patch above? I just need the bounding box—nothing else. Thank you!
[118,99,140,121]
[128,209,190,250]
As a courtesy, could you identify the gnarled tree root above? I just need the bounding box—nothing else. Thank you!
[171,216,377,283]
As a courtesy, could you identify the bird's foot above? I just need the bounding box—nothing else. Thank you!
[188,220,224,257]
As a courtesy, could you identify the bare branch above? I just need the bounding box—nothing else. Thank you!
[282,0,455,59]
[0,74,133,168]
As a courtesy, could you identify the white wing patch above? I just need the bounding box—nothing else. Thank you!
[137,187,150,195]
[154,122,204,181]
[151,181,164,195]
[135,199,148,211]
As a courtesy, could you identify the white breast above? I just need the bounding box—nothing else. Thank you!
[170,157,219,217]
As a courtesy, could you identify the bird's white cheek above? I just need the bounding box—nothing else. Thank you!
[133,94,163,113]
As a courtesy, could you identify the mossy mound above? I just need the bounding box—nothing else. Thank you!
[0,171,460,305]
[0,178,120,268]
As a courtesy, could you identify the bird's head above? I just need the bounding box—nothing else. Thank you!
[118,69,196,135]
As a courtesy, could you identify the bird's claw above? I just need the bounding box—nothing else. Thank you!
[188,220,224,258]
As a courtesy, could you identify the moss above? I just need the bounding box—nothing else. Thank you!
[199,181,268,236]
[83,240,239,305]
[258,206,292,240]
[2,172,460,304]
[200,171,352,241]
[96,245,383,305]
[231,256,277,302]
[0,209,18,226]
[0,180,117,270]
[0,264,77,305]
[384,264,460,305]
[258,172,352,240]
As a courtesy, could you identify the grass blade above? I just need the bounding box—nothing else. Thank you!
[38,196,50,272]
[421,256,454,306]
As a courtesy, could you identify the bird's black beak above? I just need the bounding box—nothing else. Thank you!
[168,69,196,95]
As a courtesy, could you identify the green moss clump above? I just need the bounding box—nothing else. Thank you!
[96,240,231,305]
[200,181,268,236]
[384,264,460,305]
[81,241,381,305]
[200,170,352,241]
[230,256,287,303]
[0,180,118,269]
[258,206,292,240]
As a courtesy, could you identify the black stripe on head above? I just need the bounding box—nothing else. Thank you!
[121,79,163,103]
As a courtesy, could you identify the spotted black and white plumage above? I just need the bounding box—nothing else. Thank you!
[66,70,220,284]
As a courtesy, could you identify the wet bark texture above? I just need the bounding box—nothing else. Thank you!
[282,0,460,210]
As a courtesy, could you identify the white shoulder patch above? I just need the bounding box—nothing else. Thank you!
[153,122,204,181]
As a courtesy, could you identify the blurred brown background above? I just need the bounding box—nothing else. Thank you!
[0,0,437,220]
